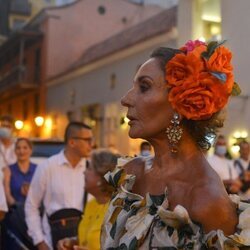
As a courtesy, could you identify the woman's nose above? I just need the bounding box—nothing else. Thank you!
[121,88,133,107]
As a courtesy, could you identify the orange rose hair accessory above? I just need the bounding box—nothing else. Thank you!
[166,40,240,120]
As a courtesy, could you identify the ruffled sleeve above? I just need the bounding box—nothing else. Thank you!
[102,158,250,249]
[225,195,250,247]
[104,156,138,191]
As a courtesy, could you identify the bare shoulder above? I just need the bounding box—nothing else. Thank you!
[190,181,237,235]
[123,157,145,178]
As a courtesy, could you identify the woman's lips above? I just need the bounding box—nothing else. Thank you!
[127,117,137,125]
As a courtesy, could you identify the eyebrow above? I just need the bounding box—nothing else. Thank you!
[134,75,153,83]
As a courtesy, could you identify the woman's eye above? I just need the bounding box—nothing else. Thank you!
[139,82,150,93]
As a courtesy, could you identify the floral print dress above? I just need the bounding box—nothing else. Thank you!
[101,157,250,250]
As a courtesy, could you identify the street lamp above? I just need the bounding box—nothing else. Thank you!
[34,116,44,127]
[15,120,24,130]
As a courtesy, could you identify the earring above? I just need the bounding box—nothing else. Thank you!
[166,113,183,153]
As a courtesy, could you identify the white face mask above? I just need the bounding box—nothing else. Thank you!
[215,145,227,156]
[141,150,151,157]
[0,127,12,139]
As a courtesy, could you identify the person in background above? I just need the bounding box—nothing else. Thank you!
[0,178,7,250]
[25,122,93,250]
[0,175,7,220]
[3,138,36,206]
[2,138,36,249]
[0,115,16,174]
[207,135,242,194]
[139,141,152,157]
[234,141,250,194]
[57,149,119,250]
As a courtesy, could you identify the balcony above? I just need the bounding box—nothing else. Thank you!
[0,65,38,99]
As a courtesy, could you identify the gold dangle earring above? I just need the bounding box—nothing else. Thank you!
[166,113,183,153]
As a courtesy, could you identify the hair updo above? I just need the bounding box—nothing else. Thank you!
[150,47,225,150]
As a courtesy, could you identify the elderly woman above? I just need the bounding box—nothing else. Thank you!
[57,149,118,250]
[101,40,250,249]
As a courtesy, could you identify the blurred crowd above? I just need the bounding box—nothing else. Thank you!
[0,114,249,250]
[0,115,120,250]
[207,135,250,198]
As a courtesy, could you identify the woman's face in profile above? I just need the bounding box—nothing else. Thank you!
[121,58,173,139]
[84,165,101,195]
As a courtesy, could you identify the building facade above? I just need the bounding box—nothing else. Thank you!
[46,7,177,155]
[0,30,44,137]
[178,0,250,155]
[1,0,249,155]
[0,0,164,139]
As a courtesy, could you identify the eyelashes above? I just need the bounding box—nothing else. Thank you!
[139,81,150,93]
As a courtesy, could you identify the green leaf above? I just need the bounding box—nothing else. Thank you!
[231,82,241,96]
[109,175,116,188]
[110,220,117,239]
[201,51,209,60]
[210,72,227,82]
[119,244,128,250]
[201,40,226,60]
[113,169,123,187]
[149,194,165,206]
[208,40,226,57]
[128,237,138,250]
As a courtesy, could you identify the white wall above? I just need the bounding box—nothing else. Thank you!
[221,0,250,138]
[54,0,75,6]
[46,38,177,154]
[129,0,178,8]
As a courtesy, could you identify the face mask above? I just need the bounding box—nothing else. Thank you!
[141,150,151,157]
[0,127,12,139]
[215,145,227,156]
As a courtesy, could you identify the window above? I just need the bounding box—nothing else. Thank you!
[34,48,41,82]
[12,19,26,31]
[194,0,221,41]
[34,94,40,116]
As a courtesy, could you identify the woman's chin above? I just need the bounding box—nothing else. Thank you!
[128,129,142,139]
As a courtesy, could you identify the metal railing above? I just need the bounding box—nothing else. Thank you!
[0,65,37,93]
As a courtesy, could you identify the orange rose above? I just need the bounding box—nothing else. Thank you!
[168,78,230,120]
[166,41,236,120]
[199,71,234,98]
[206,46,233,74]
[188,44,207,58]
[166,52,204,87]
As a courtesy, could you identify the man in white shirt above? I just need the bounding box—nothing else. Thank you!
[207,135,242,194]
[234,141,250,193]
[0,171,7,249]
[25,122,93,250]
[0,115,16,173]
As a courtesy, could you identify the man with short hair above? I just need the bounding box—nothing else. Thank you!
[0,115,16,173]
[25,122,93,250]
